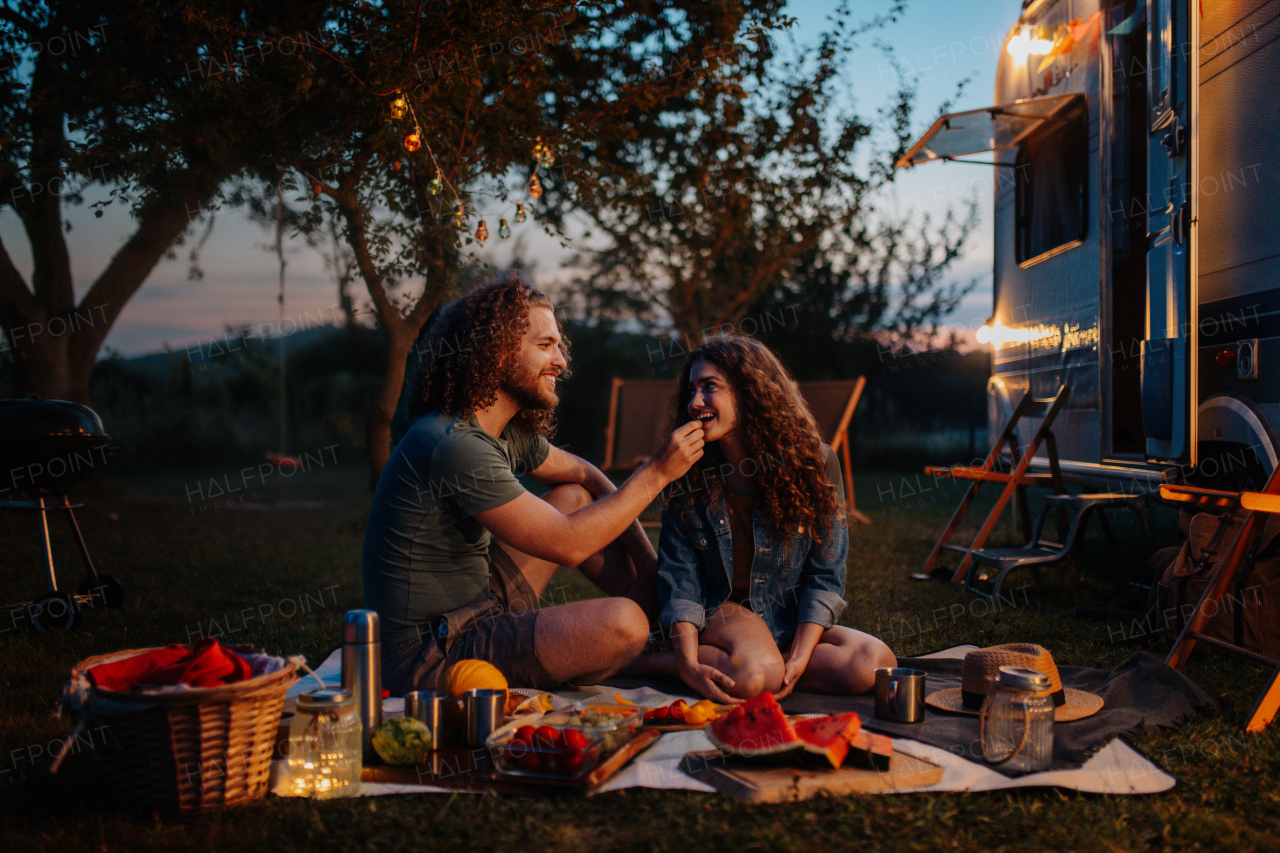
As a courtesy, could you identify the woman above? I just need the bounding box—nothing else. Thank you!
[652,335,895,702]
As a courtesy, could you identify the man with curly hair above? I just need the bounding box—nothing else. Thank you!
[364,271,705,694]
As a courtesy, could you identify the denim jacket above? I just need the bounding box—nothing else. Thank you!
[655,447,849,648]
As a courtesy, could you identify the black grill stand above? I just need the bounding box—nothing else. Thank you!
[1,494,123,632]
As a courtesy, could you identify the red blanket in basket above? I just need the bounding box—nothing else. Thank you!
[88,639,253,691]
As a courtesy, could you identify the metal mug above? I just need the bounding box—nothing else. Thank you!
[875,667,926,723]
[404,689,448,748]
[463,688,505,746]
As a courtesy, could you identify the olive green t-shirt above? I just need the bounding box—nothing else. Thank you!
[362,412,550,643]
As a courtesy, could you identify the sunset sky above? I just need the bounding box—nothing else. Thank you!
[1,1,1016,357]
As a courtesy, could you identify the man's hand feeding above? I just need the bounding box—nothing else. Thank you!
[648,421,705,484]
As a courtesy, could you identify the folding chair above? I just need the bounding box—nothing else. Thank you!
[602,379,676,528]
[919,385,1070,585]
[961,492,1155,600]
[797,378,870,525]
[1159,474,1280,733]
[602,376,870,525]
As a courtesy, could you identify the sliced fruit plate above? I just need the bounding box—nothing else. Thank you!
[639,698,728,729]
[706,692,892,771]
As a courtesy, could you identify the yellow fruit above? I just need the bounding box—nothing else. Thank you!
[443,659,508,700]
[683,699,723,726]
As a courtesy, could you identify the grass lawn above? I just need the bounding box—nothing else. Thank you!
[1,464,1278,852]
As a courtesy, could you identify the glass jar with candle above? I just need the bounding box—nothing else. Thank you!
[979,666,1055,773]
[286,688,362,798]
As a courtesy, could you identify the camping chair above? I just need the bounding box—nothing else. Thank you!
[1159,474,1280,733]
[960,491,1155,600]
[799,378,870,525]
[602,376,870,526]
[919,385,1070,586]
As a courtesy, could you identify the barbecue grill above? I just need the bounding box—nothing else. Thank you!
[0,395,123,631]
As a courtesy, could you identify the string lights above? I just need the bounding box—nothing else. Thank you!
[387,93,548,245]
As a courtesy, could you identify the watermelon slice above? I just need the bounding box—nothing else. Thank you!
[845,730,893,771]
[707,692,802,757]
[791,712,862,769]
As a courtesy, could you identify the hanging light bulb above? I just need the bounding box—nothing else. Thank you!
[475,220,489,243]
[452,202,466,229]
[498,218,511,239]
[532,137,555,168]
[515,202,527,223]
[527,174,543,199]
[404,133,421,152]
[391,160,402,171]
[428,170,443,195]
[390,97,408,120]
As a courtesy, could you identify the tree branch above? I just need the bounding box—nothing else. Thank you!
[0,231,40,332]
[23,46,76,317]
[69,180,225,370]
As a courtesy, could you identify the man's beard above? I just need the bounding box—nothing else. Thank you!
[502,363,558,411]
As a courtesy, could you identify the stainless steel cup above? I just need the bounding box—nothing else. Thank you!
[464,688,505,746]
[875,667,926,723]
[404,690,448,748]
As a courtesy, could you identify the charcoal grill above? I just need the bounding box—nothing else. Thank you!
[0,395,123,631]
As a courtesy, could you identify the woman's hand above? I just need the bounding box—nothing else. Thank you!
[677,658,740,705]
[773,649,812,700]
[773,623,824,700]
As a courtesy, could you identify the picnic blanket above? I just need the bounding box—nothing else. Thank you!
[286,645,1195,796]
[777,646,1219,776]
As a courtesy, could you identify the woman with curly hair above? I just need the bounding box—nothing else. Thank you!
[652,335,895,701]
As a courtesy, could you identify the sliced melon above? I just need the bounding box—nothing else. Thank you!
[845,730,893,771]
[706,692,802,757]
[791,712,862,769]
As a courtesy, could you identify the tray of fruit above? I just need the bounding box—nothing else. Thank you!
[488,722,603,781]
[486,702,647,783]
[641,698,726,730]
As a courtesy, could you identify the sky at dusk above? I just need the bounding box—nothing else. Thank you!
[1,0,1019,357]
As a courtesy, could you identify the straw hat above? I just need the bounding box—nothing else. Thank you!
[925,644,1104,721]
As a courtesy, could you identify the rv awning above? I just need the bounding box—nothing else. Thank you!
[894,93,1083,169]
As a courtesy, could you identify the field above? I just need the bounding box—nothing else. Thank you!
[1,464,1278,852]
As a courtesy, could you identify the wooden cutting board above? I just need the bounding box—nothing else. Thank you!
[678,749,944,803]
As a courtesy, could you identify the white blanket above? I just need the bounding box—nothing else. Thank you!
[284,647,1175,797]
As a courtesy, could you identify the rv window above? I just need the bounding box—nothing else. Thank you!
[1015,102,1087,263]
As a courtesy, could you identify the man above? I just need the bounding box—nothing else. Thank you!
[363,271,704,694]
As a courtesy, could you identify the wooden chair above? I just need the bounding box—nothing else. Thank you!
[1159,474,1280,733]
[602,376,870,525]
[919,385,1070,585]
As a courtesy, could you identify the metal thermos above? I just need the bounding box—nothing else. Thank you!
[341,609,382,760]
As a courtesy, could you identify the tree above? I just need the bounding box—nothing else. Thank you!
[1,0,796,484]
[255,0,795,480]
[0,1,335,403]
[567,2,976,358]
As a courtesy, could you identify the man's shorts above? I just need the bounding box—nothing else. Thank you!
[382,542,558,696]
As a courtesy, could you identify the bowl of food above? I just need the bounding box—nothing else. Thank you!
[542,703,642,754]
[487,722,602,780]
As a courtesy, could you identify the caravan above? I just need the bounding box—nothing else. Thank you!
[897,0,1280,488]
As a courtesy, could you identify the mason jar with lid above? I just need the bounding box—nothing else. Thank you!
[979,665,1055,772]
[285,687,362,798]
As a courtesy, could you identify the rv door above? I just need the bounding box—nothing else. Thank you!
[1142,0,1195,461]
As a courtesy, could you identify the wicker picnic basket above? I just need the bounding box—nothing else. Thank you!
[58,647,301,814]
